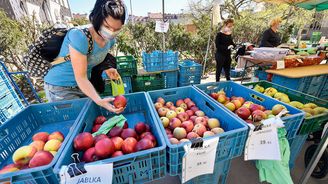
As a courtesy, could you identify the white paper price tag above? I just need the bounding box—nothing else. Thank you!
[276,60,285,69]
[155,21,169,33]
[60,163,113,184]
[181,137,219,183]
[244,123,280,161]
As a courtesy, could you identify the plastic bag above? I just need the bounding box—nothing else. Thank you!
[111,77,125,96]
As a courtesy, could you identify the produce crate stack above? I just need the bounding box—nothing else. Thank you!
[243,81,328,168]
[0,64,24,124]
[147,86,248,183]
[0,99,88,183]
[132,73,165,92]
[116,55,138,77]
[55,93,166,184]
[178,60,202,87]
[161,70,178,88]
[142,50,178,72]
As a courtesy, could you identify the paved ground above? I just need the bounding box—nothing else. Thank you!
[149,73,327,184]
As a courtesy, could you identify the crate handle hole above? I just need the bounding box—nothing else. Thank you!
[205,101,215,112]
[250,94,264,102]
[54,103,72,110]
[206,86,218,91]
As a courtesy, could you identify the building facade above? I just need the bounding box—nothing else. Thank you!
[0,0,72,25]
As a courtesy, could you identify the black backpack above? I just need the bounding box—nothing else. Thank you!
[24,27,93,78]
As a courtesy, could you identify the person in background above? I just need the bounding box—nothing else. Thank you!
[260,17,282,47]
[44,0,127,113]
[215,18,235,82]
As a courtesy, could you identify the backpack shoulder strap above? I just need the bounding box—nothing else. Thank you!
[51,27,94,65]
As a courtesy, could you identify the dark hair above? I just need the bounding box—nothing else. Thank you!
[224,18,234,25]
[89,0,126,34]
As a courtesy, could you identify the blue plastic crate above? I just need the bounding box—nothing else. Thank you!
[288,134,307,169]
[230,69,244,78]
[271,75,301,90]
[143,50,179,72]
[178,60,202,87]
[182,159,231,184]
[161,70,178,88]
[0,99,88,184]
[122,77,133,94]
[195,81,305,140]
[54,92,166,184]
[147,86,248,176]
[254,69,268,81]
[0,90,24,124]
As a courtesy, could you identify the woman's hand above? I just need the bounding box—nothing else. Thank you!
[95,97,124,114]
[105,68,120,80]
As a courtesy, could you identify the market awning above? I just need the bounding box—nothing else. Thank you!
[254,0,328,11]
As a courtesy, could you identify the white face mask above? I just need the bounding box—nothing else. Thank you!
[99,26,120,41]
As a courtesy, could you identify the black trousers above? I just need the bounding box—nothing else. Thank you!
[215,52,231,82]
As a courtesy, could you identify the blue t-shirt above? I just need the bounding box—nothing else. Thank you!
[44,28,115,87]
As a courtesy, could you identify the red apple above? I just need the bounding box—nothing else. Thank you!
[111,137,124,151]
[184,98,192,104]
[140,132,152,139]
[242,101,254,109]
[94,134,108,144]
[179,103,188,110]
[236,107,251,120]
[32,132,49,142]
[225,102,236,112]
[231,99,242,109]
[169,106,177,111]
[252,110,267,121]
[176,99,184,107]
[195,110,205,117]
[154,102,163,110]
[48,131,64,142]
[121,128,137,139]
[249,104,263,112]
[123,121,128,129]
[210,93,219,100]
[113,95,127,109]
[192,124,207,137]
[181,121,194,133]
[186,110,194,117]
[169,138,179,144]
[173,127,187,140]
[136,138,154,151]
[236,97,245,105]
[122,137,137,154]
[82,147,99,163]
[272,104,287,115]
[190,106,199,113]
[203,131,215,138]
[165,102,174,108]
[187,101,196,109]
[217,94,227,104]
[165,128,172,135]
[143,134,157,146]
[145,124,150,132]
[94,116,107,125]
[74,132,94,151]
[157,97,165,105]
[134,122,147,135]
[187,132,200,139]
[92,124,102,133]
[111,151,124,158]
[158,107,169,117]
[245,119,253,124]
[28,151,53,168]
[30,141,45,151]
[211,127,225,134]
[95,138,115,158]
[167,134,174,139]
[108,126,123,137]
[195,117,207,127]
[190,116,198,122]
[166,110,177,120]
[177,112,189,122]
[169,118,182,129]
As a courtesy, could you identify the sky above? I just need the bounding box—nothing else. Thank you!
[68,0,190,16]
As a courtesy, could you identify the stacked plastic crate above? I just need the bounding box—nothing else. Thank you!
[178,60,202,87]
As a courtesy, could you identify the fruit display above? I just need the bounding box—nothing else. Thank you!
[72,116,157,163]
[0,131,65,174]
[208,90,289,125]
[253,85,328,118]
[153,97,225,144]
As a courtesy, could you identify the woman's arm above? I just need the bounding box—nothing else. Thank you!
[69,46,123,113]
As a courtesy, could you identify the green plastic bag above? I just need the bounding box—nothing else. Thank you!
[92,115,127,137]
[256,128,293,184]
[111,77,125,96]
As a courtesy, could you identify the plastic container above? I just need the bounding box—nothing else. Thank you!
[230,69,244,78]
[243,81,328,135]
[143,50,179,72]
[288,134,307,168]
[178,60,202,87]
[0,99,88,184]
[183,159,231,184]
[116,55,138,77]
[252,47,289,61]
[147,86,248,176]
[54,92,166,184]
[102,77,133,97]
[195,81,305,140]
[161,70,178,88]
[132,74,164,92]
[254,69,268,81]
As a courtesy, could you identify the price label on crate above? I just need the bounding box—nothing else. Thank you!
[244,122,280,161]
[276,60,285,69]
[60,162,113,184]
[181,137,219,183]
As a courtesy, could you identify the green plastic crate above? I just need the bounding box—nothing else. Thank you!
[132,74,164,92]
[243,81,328,135]
[101,77,133,97]
[116,55,138,77]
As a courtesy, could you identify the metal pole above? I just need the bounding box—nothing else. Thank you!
[162,0,165,51]
[298,127,328,184]
[202,8,213,78]
[129,0,133,24]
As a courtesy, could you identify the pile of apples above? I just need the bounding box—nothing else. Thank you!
[0,131,65,174]
[209,90,288,124]
[254,85,328,118]
[154,97,225,145]
[73,116,157,163]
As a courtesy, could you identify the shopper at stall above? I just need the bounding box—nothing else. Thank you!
[260,17,282,47]
[215,18,235,82]
[44,0,127,113]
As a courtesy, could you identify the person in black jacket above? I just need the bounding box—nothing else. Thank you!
[215,19,235,82]
[260,18,282,47]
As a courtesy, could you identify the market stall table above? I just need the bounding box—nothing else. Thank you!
[237,55,277,83]
[265,64,328,78]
